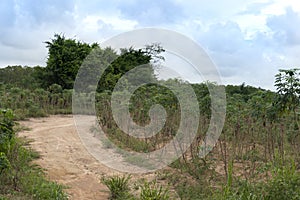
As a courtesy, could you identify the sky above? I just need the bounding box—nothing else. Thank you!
[1,0,300,90]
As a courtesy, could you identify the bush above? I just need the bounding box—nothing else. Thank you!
[212,164,300,200]
[0,109,14,150]
[264,164,300,200]
[102,175,132,200]
[0,109,14,174]
[140,181,169,200]
[0,152,10,173]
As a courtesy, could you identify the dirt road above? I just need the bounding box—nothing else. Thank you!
[19,115,113,200]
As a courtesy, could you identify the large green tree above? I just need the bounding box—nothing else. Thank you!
[97,44,164,93]
[44,34,98,89]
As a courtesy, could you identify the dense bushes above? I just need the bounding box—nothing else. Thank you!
[0,84,72,120]
[215,163,300,200]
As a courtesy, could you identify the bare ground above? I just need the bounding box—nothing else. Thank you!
[18,115,114,200]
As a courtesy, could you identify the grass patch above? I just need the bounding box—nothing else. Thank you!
[0,137,68,199]
[0,109,68,199]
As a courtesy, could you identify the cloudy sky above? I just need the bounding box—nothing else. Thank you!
[1,0,300,90]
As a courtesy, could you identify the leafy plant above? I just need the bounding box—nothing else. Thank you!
[102,175,132,200]
[275,68,300,116]
[140,181,169,200]
[264,164,300,200]
[0,152,10,174]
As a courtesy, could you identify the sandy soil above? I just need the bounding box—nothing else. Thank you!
[18,115,113,200]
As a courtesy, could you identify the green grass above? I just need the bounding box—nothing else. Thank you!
[101,175,132,200]
[0,109,68,199]
[0,138,68,199]
[140,181,170,200]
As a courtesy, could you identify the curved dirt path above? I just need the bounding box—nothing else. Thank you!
[19,115,113,200]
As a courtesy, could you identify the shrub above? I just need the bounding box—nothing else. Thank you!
[102,175,132,200]
[264,164,300,200]
[140,181,169,200]
[212,164,300,200]
[0,152,10,174]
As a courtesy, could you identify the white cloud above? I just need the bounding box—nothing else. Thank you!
[262,0,300,15]
[267,7,300,45]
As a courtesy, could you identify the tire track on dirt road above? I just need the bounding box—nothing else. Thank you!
[19,115,112,200]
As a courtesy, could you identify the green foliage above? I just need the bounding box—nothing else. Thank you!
[0,109,14,150]
[226,83,262,102]
[101,175,170,200]
[0,65,42,89]
[97,47,156,93]
[223,161,234,198]
[212,164,300,200]
[275,68,300,115]
[0,152,10,173]
[0,84,72,119]
[102,175,132,200]
[48,83,63,94]
[94,67,300,200]
[174,181,209,200]
[140,181,169,200]
[264,164,300,200]
[20,170,68,200]
[44,34,98,89]
[0,109,14,175]
[161,167,211,200]
[0,109,67,199]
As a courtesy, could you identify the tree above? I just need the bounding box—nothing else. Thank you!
[97,45,164,93]
[44,34,98,89]
[275,68,300,150]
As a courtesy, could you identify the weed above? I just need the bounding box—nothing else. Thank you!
[140,181,169,200]
[102,175,133,200]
